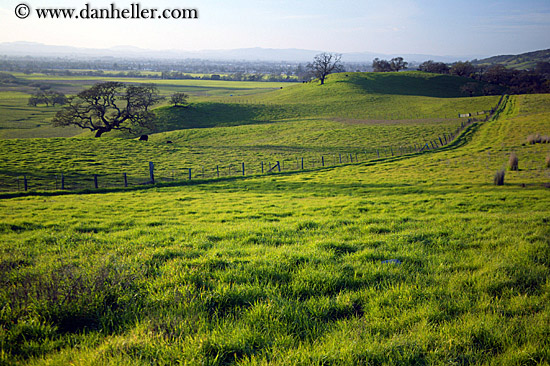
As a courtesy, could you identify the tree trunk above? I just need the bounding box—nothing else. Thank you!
[95,129,105,137]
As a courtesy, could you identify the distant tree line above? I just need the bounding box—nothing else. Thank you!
[417,60,550,94]
[0,56,372,83]
[28,90,67,107]
[159,71,298,82]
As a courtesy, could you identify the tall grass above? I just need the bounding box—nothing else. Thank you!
[508,152,519,171]
[494,169,505,185]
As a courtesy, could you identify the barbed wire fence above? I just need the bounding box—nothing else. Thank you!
[0,114,488,194]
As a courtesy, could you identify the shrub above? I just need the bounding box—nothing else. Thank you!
[508,152,519,171]
[494,169,505,185]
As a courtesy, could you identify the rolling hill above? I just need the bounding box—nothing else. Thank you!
[0,71,503,192]
[0,90,549,364]
[152,71,500,134]
[472,48,550,70]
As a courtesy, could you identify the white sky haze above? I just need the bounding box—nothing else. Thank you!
[0,0,548,57]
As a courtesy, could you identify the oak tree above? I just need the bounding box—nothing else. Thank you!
[307,53,344,85]
[170,92,189,107]
[53,82,162,137]
[373,57,408,72]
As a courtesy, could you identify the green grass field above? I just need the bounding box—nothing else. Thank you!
[0,71,500,192]
[0,72,549,365]
[0,71,499,139]
[0,74,288,139]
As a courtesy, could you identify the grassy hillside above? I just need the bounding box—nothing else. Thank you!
[0,72,500,139]
[0,72,502,191]
[0,75,288,138]
[177,72,499,123]
[473,48,550,70]
[0,116,464,192]
[0,94,549,365]
[0,91,82,139]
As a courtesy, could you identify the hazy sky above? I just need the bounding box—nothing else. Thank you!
[0,0,548,57]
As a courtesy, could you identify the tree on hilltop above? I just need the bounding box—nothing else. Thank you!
[307,53,344,85]
[372,58,392,72]
[170,92,189,107]
[418,60,449,74]
[372,57,408,72]
[390,57,408,72]
[52,82,163,137]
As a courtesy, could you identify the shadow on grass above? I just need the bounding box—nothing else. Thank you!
[0,97,515,200]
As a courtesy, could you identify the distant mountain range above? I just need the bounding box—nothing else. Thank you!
[0,41,480,63]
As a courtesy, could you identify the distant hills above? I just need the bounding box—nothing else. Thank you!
[472,49,550,70]
[0,41,477,63]
[1,42,547,68]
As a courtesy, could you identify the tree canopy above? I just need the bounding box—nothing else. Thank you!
[306,53,344,85]
[372,57,408,72]
[170,92,189,107]
[418,60,450,74]
[28,90,67,107]
[449,61,476,77]
[53,82,163,137]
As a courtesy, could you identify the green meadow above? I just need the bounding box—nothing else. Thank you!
[0,72,500,191]
[0,71,549,365]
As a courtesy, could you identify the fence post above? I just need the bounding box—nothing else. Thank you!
[377,149,380,158]
[123,173,128,187]
[261,161,264,174]
[390,147,394,156]
[277,161,281,172]
[188,168,192,180]
[301,157,304,170]
[61,174,65,190]
[439,137,444,146]
[339,154,342,164]
[24,175,28,191]
[217,165,220,178]
[242,162,245,176]
[94,174,98,189]
[149,162,155,184]
[321,156,324,167]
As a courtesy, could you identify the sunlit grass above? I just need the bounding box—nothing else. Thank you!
[0,93,549,365]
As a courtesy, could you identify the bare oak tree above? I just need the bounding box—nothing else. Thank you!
[307,53,344,85]
[53,82,163,137]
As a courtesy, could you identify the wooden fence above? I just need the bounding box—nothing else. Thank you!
[1,117,481,193]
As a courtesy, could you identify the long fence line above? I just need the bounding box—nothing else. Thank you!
[1,116,486,194]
